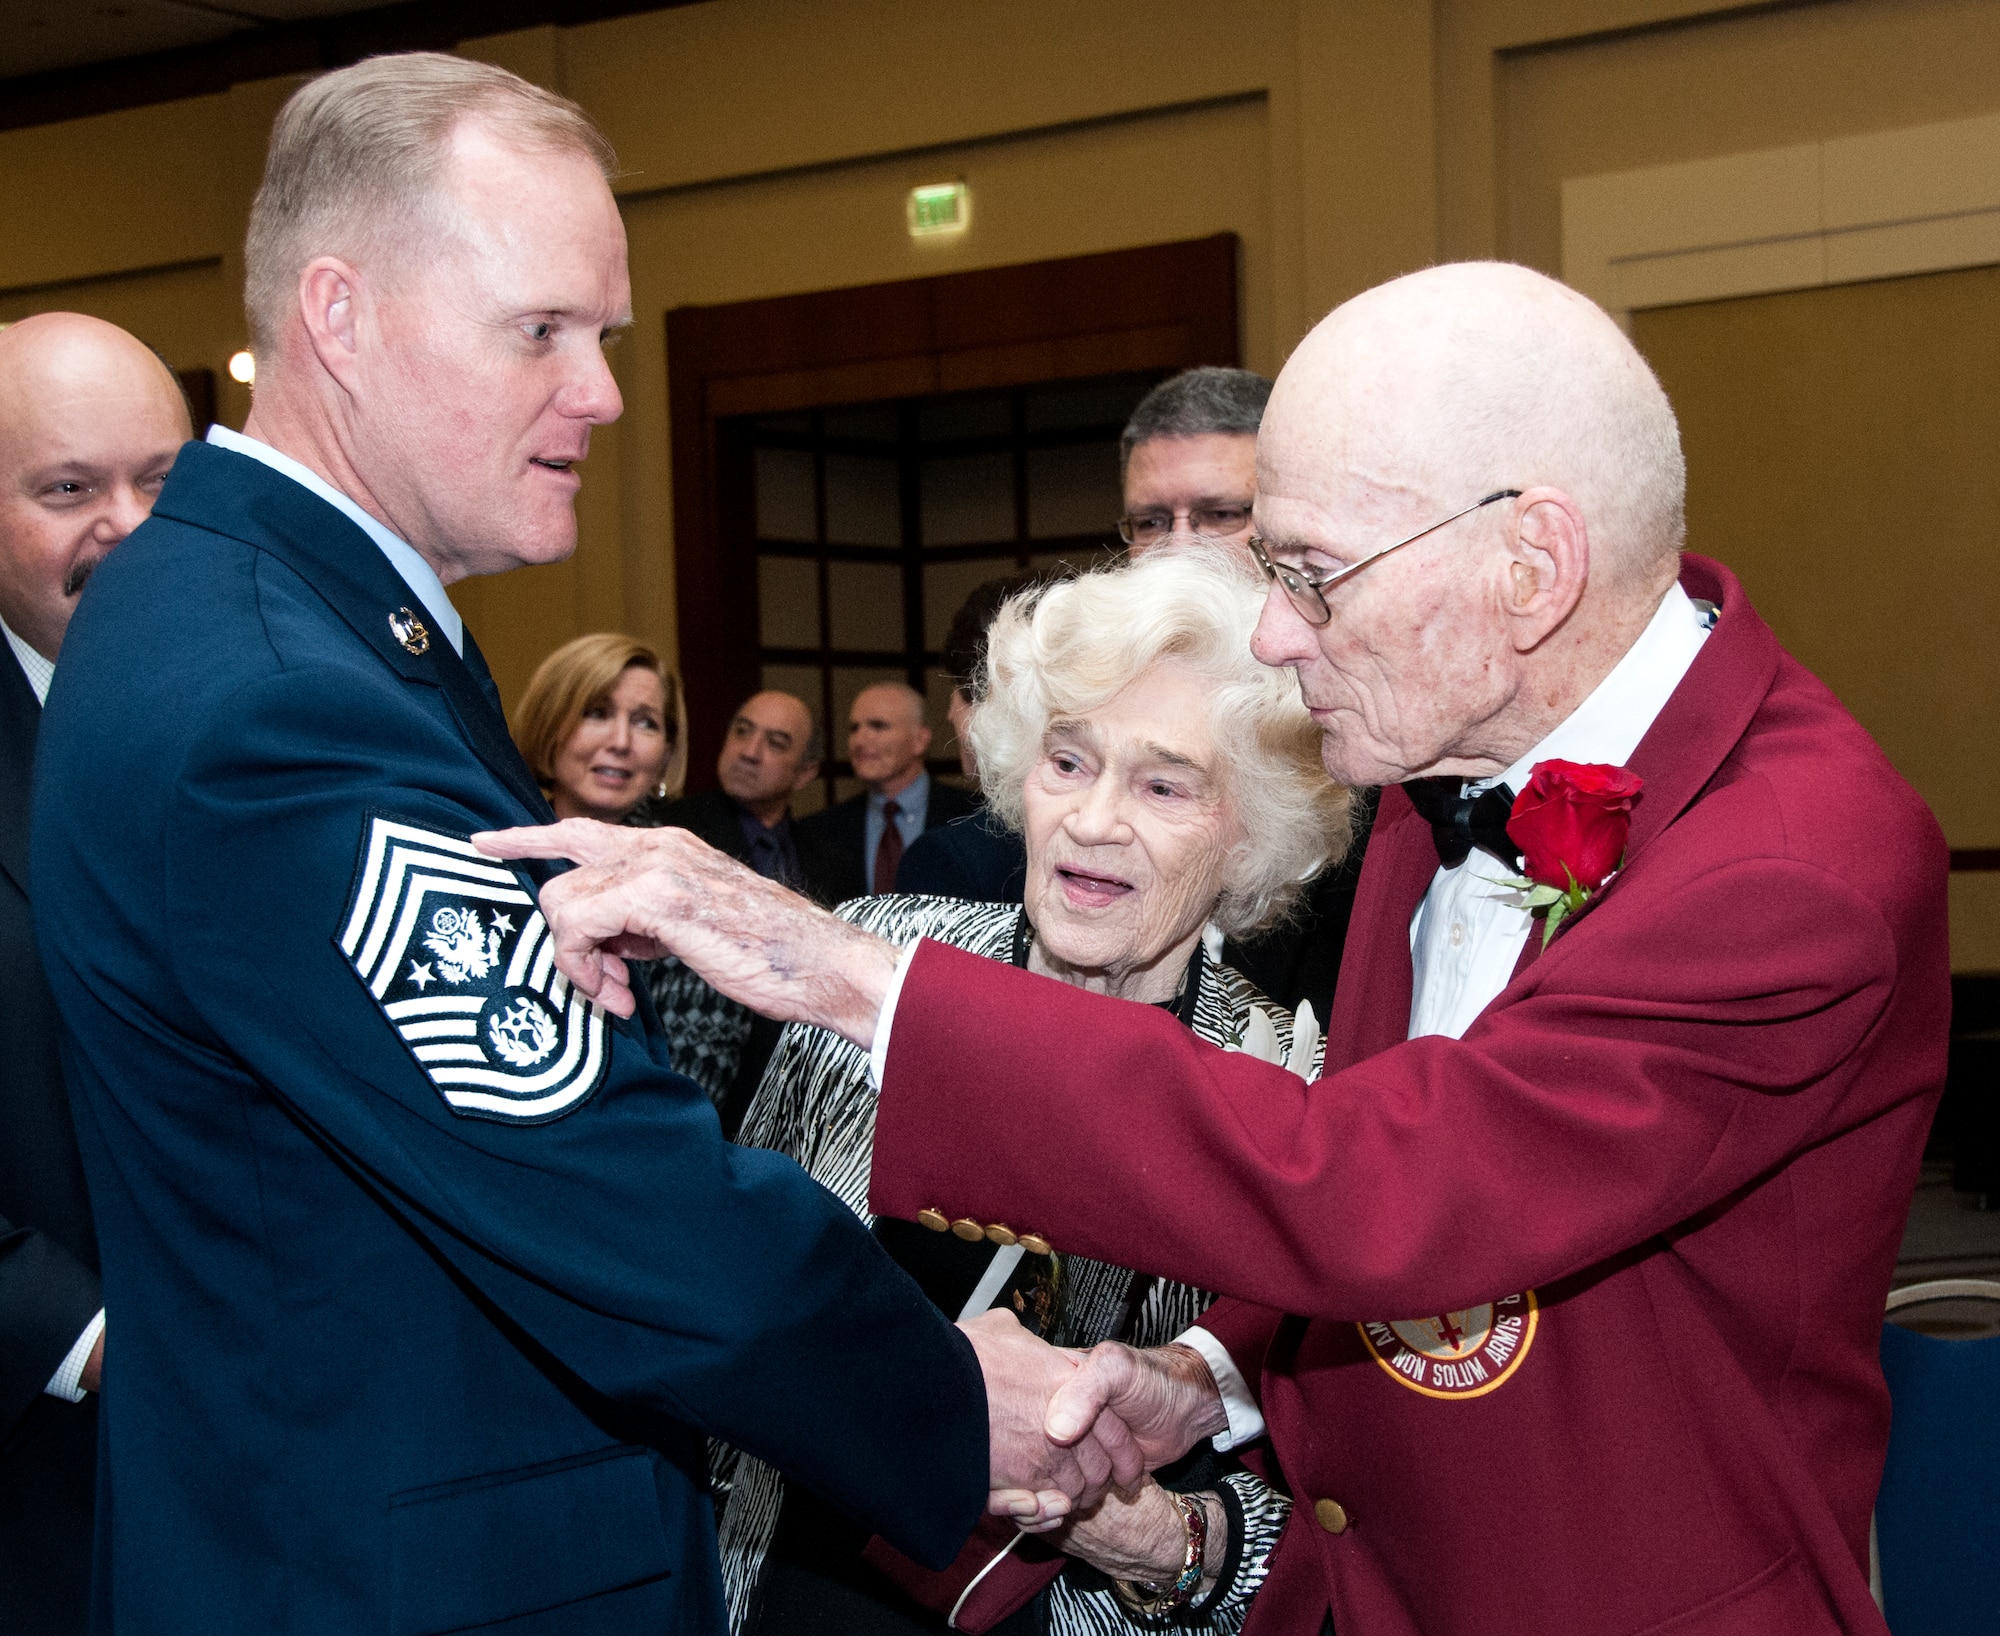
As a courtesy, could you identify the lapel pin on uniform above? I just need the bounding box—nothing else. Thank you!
[389,607,430,656]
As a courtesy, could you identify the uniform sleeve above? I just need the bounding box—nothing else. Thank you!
[872,851,1915,1320]
[163,665,986,1569]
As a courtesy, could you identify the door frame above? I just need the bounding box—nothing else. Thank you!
[666,233,1241,788]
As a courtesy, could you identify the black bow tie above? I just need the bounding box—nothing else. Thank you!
[1404,778,1521,871]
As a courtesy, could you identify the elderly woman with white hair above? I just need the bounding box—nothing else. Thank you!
[716,543,1355,1636]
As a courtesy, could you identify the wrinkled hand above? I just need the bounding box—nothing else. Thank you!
[1058,1478,1221,1584]
[472,819,899,1046]
[962,1309,1136,1532]
[1044,1341,1229,1480]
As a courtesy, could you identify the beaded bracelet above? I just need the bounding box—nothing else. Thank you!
[1111,1490,1210,1624]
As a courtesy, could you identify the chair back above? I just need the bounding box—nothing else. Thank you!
[1874,1278,2000,1631]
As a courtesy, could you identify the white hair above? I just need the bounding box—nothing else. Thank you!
[970,542,1354,938]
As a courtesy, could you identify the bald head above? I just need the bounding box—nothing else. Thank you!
[849,681,931,795]
[0,313,190,661]
[1250,264,1689,787]
[1264,262,1684,590]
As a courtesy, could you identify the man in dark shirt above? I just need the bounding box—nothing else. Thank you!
[652,690,835,898]
[645,690,840,1130]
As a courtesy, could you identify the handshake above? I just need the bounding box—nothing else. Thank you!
[961,1307,1231,1529]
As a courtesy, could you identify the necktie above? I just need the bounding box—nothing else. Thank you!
[1402,778,1521,871]
[873,800,904,895]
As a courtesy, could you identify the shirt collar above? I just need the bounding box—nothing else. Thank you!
[205,424,463,656]
[1,616,53,706]
[1476,580,1713,797]
[871,770,929,815]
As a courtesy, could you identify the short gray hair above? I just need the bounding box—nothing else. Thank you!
[970,543,1353,938]
[244,53,617,354]
[1120,366,1271,471]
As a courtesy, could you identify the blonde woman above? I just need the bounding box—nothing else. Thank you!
[512,633,688,821]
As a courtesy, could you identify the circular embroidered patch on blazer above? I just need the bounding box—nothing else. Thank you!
[1358,1290,1538,1400]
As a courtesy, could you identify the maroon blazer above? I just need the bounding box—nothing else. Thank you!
[870,557,1949,1636]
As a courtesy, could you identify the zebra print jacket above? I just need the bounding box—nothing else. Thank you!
[717,893,1314,1635]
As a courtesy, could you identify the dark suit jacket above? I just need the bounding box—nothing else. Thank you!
[894,809,1028,904]
[799,779,980,906]
[642,788,845,1136]
[32,441,984,1635]
[0,644,98,1634]
[646,787,845,907]
[871,557,1948,1636]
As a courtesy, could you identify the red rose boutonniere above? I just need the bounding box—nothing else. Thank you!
[1501,759,1644,948]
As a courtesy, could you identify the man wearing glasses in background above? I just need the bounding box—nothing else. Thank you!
[1116,367,1265,559]
[1118,366,1370,1022]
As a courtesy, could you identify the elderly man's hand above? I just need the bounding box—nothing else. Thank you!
[1044,1340,1230,1479]
[472,819,901,1046]
[961,1309,1146,1530]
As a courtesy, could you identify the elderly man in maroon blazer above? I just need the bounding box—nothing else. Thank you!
[481,262,1947,1636]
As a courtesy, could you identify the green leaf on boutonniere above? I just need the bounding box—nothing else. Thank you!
[1537,867,1592,949]
[1485,866,1595,949]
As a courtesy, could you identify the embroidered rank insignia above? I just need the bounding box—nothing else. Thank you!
[338,815,609,1123]
[1358,1290,1538,1400]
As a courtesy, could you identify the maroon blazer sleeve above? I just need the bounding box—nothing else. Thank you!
[870,848,1933,1320]
[1192,1297,1286,1389]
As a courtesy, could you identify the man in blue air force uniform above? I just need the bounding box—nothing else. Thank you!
[30,55,1094,1635]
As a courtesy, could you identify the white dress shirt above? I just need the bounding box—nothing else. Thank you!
[2,616,52,705]
[4,628,104,1399]
[1407,583,1713,1041]
[204,424,463,656]
[869,581,1714,1450]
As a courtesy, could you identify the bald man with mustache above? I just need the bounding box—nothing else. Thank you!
[483,262,1947,1636]
[0,312,190,1634]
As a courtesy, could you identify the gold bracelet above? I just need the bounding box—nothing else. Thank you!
[1110,1491,1209,1623]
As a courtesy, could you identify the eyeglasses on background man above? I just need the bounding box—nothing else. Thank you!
[1117,501,1255,548]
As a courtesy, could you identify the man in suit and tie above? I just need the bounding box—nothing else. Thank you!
[0,312,191,1633]
[31,55,1111,1635]
[800,679,977,902]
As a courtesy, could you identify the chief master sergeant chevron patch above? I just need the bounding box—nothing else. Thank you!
[337,815,610,1123]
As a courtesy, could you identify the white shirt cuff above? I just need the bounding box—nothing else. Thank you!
[867,939,923,1091]
[1177,1323,1266,1450]
[46,1309,105,1401]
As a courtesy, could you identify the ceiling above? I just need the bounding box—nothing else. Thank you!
[0,1,381,81]
[0,1,690,131]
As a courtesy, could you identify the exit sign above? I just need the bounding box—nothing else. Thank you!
[907,181,969,237]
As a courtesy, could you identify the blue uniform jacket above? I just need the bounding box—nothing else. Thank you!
[30,441,986,1635]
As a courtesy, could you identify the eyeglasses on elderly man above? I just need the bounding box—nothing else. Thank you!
[1249,486,1522,625]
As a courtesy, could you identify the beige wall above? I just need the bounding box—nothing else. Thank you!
[3,0,1997,962]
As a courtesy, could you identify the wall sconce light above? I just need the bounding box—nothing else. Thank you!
[228,350,256,385]
[907,181,969,238]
